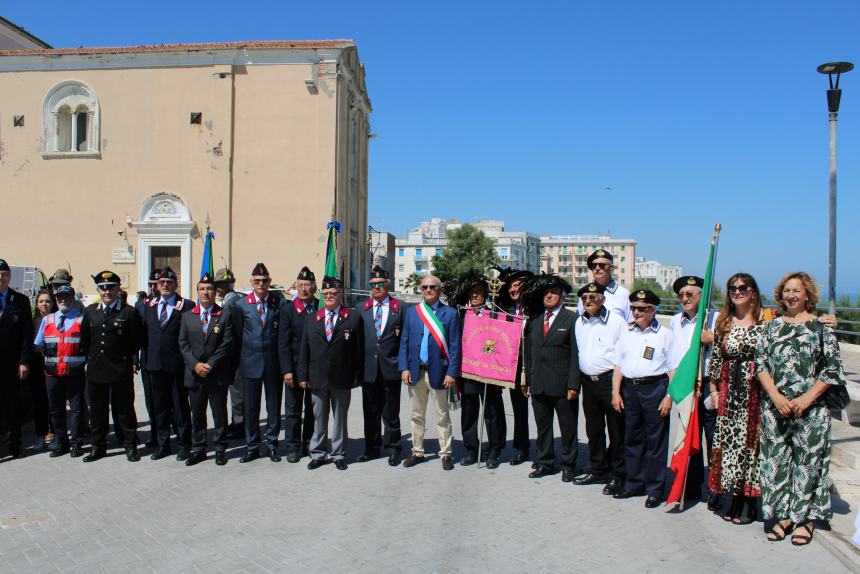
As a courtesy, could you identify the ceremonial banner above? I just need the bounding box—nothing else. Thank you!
[461,310,523,388]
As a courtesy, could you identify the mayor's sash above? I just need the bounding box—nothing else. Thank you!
[415,302,449,360]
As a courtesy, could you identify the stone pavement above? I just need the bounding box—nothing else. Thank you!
[0,379,854,574]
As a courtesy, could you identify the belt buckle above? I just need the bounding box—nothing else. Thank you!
[589,375,600,382]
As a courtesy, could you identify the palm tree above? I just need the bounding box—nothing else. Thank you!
[404,272,422,294]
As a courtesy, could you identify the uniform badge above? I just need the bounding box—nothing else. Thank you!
[394,327,401,337]
[344,331,351,340]
[643,346,655,360]
[213,326,221,334]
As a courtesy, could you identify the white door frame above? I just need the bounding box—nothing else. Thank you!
[132,194,195,299]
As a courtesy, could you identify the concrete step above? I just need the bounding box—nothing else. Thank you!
[832,418,860,470]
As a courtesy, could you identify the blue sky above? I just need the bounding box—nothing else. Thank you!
[4,1,859,295]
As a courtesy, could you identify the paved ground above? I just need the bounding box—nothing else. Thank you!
[0,379,854,574]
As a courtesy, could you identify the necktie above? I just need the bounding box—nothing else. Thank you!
[104,303,111,320]
[201,310,209,335]
[516,304,522,317]
[543,310,552,336]
[159,301,169,326]
[325,311,335,342]
[257,300,266,325]
[419,325,430,364]
[374,303,383,338]
[56,314,66,334]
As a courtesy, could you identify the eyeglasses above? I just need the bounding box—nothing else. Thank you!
[678,291,698,300]
[580,294,602,301]
[420,285,440,291]
[728,284,750,294]
[631,306,655,313]
[591,263,611,270]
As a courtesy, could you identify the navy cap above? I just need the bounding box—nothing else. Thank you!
[629,289,660,306]
[673,275,704,294]
[587,249,614,269]
[369,265,389,281]
[296,266,315,281]
[55,285,75,296]
[577,282,606,297]
[322,276,344,290]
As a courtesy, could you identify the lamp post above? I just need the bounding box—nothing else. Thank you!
[817,61,853,316]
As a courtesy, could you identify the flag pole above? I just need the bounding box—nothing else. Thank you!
[678,223,721,511]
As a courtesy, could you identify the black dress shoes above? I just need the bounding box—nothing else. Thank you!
[50,445,70,458]
[402,454,425,468]
[82,448,106,463]
[150,446,171,460]
[486,458,500,470]
[441,456,454,471]
[185,451,206,466]
[239,449,260,463]
[126,446,141,462]
[529,465,553,479]
[307,457,328,470]
[214,451,228,466]
[334,459,348,470]
[286,451,301,463]
[574,473,608,486]
[69,444,84,458]
[8,447,22,459]
[388,454,401,467]
[460,453,477,466]
[613,488,645,500]
[645,496,662,508]
[269,449,282,462]
[357,450,379,463]
[561,469,577,482]
[603,479,623,496]
[707,493,722,512]
[509,451,529,466]
[176,447,191,462]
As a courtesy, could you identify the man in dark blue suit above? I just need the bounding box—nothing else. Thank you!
[144,267,195,462]
[231,263,292,463]
[398,274,461,471]
[358,266,404,466]
[135,268,161,447]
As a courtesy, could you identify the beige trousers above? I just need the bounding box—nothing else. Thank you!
[408,368,452,457]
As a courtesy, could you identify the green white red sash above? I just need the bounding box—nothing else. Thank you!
[416,301,449,360]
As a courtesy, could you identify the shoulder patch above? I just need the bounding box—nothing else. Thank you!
[390,298,400,312]
[362,299,373,311]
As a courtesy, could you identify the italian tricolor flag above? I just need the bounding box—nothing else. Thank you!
[665,227,719,507]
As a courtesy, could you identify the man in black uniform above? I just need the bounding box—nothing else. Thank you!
[136,268,161,447]
[214,267,243,439]
[278,266,318,462]
[0,258,33,459]
[358,266,404,466]
[79,270,144,462]
[144,267,195,461]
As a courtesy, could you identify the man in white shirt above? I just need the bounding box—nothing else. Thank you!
[577,249,630,321]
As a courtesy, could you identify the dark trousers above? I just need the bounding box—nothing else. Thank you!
[509,386,530,453]
[531,392,579,471]
[229,367,243,425]
[46,375,84,447]
[284,383,314,452]
[685,381,718,499]
[461,383,506,458]
[243,376,283,451]
[86,379,126,443]
[28,357,52,437]
[361,375,402,455]
[140,369,159,441]
[622,377,669,498]
[582,375,626,480]
[189,382,228,453]
[151,370,192,448]
[88,379,138,449]
[0,366,22,451]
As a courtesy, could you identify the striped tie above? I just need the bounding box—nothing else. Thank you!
[56,314,66,334]
[257,300,265,325]
[374,303,383,338]
[326,311,335,342]
[543,310,552,336]
[201,310,209,335]
[159,301,169,326]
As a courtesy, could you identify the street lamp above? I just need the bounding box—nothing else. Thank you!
[816,61,853,315]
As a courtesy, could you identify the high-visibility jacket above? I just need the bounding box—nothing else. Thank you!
[42,314,86,377]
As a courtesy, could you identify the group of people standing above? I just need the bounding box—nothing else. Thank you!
[0,251,848,547]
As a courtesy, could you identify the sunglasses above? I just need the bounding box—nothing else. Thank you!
[728,284,750,294]
[631,306,655,313]
[420,285,440,291]
[591,263,611,270]
[678,291,698,300]
[580,294,602,301]
[370,282,387,289]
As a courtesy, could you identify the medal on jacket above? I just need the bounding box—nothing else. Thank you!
[213,325,221,334]
[344,330,350,340]
[394,327,401,337]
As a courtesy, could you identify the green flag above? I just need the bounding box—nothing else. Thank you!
[324,220,340,279]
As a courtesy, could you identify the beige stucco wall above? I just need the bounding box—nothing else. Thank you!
[0,46,369,299]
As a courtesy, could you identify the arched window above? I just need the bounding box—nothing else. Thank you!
[42,80,100,155]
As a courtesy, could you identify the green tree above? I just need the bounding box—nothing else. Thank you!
[431,224,497,284]
[403,272,422,294]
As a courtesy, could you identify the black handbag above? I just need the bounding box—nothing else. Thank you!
[815,322,850,410]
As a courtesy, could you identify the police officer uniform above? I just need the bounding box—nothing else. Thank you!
[231,263,292,462]
[297,276,363,470]
[0,258,33,459]
[576,250,631,321]
[278,266,318,461]
[79,271,144,462]
[613,289,676,505]
[358,266,404,465]
[668,275,719,506]
[178,273,233,466]
[573,282,627,494]
[214,267,244,438]
[136,268,161,447]
[144,267,195,461]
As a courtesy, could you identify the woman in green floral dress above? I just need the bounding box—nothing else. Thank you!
[755,272,847,547]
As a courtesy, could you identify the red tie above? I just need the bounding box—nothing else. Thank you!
[543,310,552,336]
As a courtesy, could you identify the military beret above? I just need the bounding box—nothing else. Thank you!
[629,289,660,306]
[369,265,389,281]
[54,285,75,296]
[157,267,178,282]
[587,249,614,269]
[148,268,162,283]
[251,262,270,277]
[296,266,315,282]
[198,272,214,286]
[0,259,9,272]
[321,276,344,290]
[92,270,121,287]
[672,275,704,294]
[214,267,235,284]
[49,268,73,285]
[577,282,606,297]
